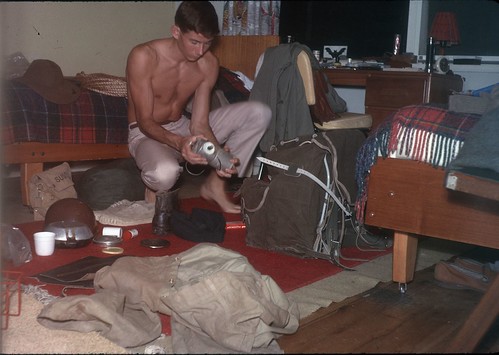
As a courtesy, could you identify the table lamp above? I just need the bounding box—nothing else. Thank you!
[430,12,460,56]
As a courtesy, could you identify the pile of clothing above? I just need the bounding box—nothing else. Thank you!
[36,244,299,353]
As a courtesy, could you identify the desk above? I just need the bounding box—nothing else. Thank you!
[324,69,464,129]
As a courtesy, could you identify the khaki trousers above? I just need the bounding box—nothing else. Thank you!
[128,101,271,192]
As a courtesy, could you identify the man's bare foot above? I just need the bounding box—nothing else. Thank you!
[145,187,156,203]
[200,172,241,214]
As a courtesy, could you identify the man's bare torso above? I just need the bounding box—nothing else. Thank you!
[127,38,216,125]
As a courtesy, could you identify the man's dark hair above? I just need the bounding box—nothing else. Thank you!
[175,1,220,38]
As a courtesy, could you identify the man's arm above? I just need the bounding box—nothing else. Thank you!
[188,52,219,144]
[188,56,239,176]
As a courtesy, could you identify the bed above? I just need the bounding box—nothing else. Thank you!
[1,35,280,206]
[355,103,499,292]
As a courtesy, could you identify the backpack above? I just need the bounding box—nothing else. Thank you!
[239,131,355,267]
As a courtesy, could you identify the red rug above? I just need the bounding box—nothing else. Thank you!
[5,196,391,335]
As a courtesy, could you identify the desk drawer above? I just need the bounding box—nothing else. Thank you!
[365,75,428,109]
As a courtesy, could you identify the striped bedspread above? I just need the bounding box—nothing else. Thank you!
[2,80,129,145]
[355,104,482,222]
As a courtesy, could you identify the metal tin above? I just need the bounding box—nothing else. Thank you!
[93,235,122,247]
[140,238,170,249]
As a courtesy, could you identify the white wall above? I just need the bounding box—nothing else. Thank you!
[1,2,176,77]
[2,1,496,107]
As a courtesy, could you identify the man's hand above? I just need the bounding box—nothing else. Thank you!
[216,146,239,178]
[182,136,239,177]
[181,135,208,166]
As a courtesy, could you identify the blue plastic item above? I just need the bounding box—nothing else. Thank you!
[471,83,499,97]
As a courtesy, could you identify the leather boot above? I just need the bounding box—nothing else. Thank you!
[152,188,179,236]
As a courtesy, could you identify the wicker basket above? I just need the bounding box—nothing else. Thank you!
[75,72,127,98]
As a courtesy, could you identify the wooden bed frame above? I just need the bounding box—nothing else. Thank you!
[1,35,280,206]
[364,158,499,291]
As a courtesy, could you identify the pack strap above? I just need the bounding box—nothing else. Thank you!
[257,157,351,217]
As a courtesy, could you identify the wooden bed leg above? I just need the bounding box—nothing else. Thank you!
[20,163,43,206]
[392,231,418,290]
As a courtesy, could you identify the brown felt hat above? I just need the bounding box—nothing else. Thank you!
[16,59,81,104]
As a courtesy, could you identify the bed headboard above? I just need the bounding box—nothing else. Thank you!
[211,35,280,80]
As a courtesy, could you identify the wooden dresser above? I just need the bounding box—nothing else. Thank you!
[324,69,464,129]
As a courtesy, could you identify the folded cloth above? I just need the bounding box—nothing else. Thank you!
[94,200,154,226]
[171,208,225,243]
[434,257,498,293]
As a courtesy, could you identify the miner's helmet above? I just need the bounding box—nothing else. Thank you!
[44,198,96,232]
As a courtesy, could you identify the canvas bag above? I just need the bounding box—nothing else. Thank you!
[28,162,77,220]
[240,131,352,266]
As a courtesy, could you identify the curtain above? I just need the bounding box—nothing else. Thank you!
[222,1,280,36]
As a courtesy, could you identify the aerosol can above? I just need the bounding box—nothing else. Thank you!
[191,138,235,171]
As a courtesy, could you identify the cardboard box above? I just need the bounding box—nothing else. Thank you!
[449,94,490,115]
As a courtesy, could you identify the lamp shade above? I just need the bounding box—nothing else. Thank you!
[430,12,460,46]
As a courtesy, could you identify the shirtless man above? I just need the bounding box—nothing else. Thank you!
[126,1,271,214]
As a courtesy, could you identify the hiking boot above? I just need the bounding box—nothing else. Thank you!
[152,188,179,236]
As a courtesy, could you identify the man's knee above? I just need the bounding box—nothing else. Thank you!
[251,102,272,126]
[141,162,181,192]
[239,102,271,135]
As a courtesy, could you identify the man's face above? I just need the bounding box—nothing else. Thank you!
[174,26,214,62]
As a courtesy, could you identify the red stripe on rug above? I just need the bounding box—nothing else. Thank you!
[6,196,391,335]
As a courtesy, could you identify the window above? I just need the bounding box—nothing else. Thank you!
[279,1,410,59]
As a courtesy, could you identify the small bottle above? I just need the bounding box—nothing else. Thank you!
[123,228,139,241]
[313,50,321,62]
[425,36,435,73]
[393,34,401,56]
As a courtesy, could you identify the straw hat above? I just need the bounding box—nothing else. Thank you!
[16,59,81,104]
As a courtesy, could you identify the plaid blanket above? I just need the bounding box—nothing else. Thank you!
[355,104,482,222]
[2,69,250,146]
[2,80,129,145]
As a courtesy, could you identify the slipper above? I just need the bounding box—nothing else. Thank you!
[434,260,496,293]
[454,257,497,280]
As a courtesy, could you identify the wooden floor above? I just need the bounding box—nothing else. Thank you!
[2,172,499,353]
[278,247,499,354]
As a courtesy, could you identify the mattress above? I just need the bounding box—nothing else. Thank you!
[355,104,482,221]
